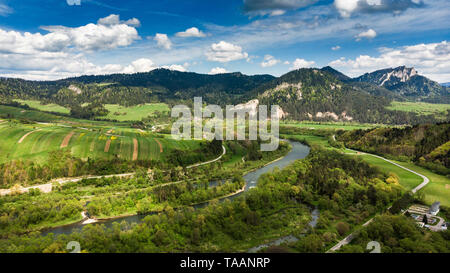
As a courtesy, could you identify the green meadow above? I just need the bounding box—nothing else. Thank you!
[98,103,170,121]
[386,101,450,119]
[0,122,201,164]
[0,105,69,123]
[280,121,379,130]
[14,99,71,114]
[390,160,450,207]
[281,129,450,207]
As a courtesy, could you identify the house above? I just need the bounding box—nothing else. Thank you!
[429,202,440,216]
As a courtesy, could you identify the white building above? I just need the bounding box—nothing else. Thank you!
[429,202,440,216]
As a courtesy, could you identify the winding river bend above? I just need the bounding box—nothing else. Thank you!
[42,141,310,236]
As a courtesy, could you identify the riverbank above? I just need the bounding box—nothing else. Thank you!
[38,142,298,235]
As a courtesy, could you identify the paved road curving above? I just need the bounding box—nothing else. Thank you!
[327,147,430,253]
[186,145,226,169]
[0,146,227,197]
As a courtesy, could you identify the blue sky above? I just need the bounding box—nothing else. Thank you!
[0,0,449,82]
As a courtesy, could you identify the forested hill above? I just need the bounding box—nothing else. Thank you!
[255,68,438,124]
[354,66,450,103]
[337,122,450,175]
[0,69,275,106]
[0,67,448,124]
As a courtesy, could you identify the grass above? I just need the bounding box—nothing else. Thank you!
[386,101,450,119]
[0,122,202,164]
[358,155,422,191]
[0,105,68,122]
[388,160,450,207]
[280,121,380,131]
[14,99,71,114]
[281,130,450,207]
[98,103,170,121]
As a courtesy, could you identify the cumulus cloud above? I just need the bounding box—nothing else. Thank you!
[334,0,424,17]
[243,0,318,16]
[0,53,188,80]
[97,14,141,27]
[122,58,157,73]
[175,27,206,38]
[260,55,280,67]
[208,67,229,74]
[42,23,140,52]
[154,33,172,50]
[0,15,141,54]
[355,28,377,41]
[328,41,450,82]
[0,53,153,80]
[0,29,70,54]
[0,14,180,80]
[205,41,249,62]
[290,58,315,70]
[161,64,188,72]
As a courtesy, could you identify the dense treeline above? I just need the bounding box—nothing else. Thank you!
[257,68,440,125]
[0,140,290,238]
[167,139,223,166]
[0,140,224,189]
[2,68,447,124]
[340,215,450,253]
[0,190,83,237]
[0,69,275,108]
[338,122,450,174]
[0,148,404,252]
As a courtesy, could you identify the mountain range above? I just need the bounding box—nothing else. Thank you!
[0,66,448,124]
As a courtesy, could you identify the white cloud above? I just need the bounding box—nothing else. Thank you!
[0,16,140,54]
[290,58,315,70]
[334,0,423,17]
[260,55,280,67]
[0,29,71,54]
[328,40,450,82]
[205,41,249,62]
[0,3,12,16]
[355,29,377,41]
[175,27,206,38]
[334,0,359,17]
[122,58,157,73]
[154,33,172,50]
[208,67,229,74]
[332,45,341,51]
[43,23,140,51]
[0,53,189,80]
[97,14,141,27]
[270,9,287,16]
[161,64,188,72]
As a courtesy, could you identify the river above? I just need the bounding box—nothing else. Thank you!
[42,140,311,236]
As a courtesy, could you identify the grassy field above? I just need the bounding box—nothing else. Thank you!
[358,155,423,190]
[98,103,170,121]
[0,105,70,122]
[386,101,450,119]
[281,131,450,206]
[0,122,201,164]
[389,160,450,207]
[14,99,70,114]
[281,121,380,130]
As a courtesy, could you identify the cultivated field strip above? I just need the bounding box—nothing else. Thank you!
[18,129,42,144]
[0,125,203,164]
